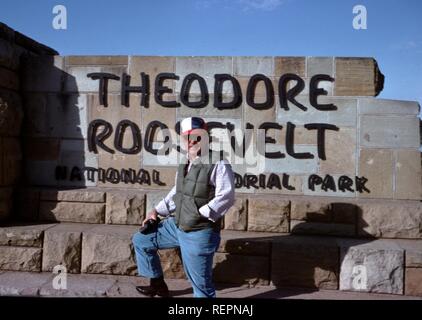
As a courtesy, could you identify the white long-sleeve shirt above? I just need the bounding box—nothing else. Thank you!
[154,159,236,222]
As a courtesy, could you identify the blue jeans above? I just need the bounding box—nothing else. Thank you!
[132,217,221,298]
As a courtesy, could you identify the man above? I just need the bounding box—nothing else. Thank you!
[132,116,235,298]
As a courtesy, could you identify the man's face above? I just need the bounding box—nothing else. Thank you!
[181,130,208,160]
[186,134,202,158]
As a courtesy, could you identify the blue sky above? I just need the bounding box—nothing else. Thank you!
[1,0,421,108]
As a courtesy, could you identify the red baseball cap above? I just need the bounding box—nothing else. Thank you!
[180,117,208,136]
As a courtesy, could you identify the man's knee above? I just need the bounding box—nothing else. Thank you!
[132,231,152,250]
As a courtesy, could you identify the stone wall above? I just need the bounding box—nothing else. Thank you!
[0,23,57,221]
[16,188,422,239]
[19,55,421,202]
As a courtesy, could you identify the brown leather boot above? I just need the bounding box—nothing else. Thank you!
[136,276,170,297]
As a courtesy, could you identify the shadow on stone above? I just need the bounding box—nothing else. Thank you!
[213,202,378,298]
[10,54,88,224]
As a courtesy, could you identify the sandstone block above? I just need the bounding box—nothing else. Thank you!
[358,149,393,199]
[247,197,289,232]
[291,199,332,222]
[81,225,138,275]
[0,67,19,90]
[290,199,357,224]
[277,96,357,127]
[275,57,306,77]
[340,246,403,294]
[105,192,145,225]
[357,201,422,239]
[287,77,333,96]
[358,98,420,115]
[42,223,95,274]
[14,188,40,221]
[140,98,176,141]
[22,56,65,92]
[405,249,422,268]
[128,56,174,94]
[21,93,49,136]
[0,247,42,271]
[25,160,58,187]
[39,201,105,223]
[218,230,273,256]
[244,99,276,127]
[64,65,126,93]
[264,145,318,174]
[24,138,60,161]
[271,237,339,289]
[395,149,422,200]
[52,94,88,139]
[0,271,53,296]
[175,57,232,94]
[360,115,420,148]
[0,223,55,247]
[66,56,128,66]
[213,252,269,285]
[0,188,13,220]
[234,57,274,76]
[405,268,422,296]
[2,137,22,185]
[96,153,141,189]
[23,93,88,139]
[0,38,18,70]
[146,190,171,215]
[334,58,383,96]
[223,198,247,231]
[307,57,334,77]
[40,189,105,202]
[0,89,23,136]
[319,128,356,176]
[88,94,141,133]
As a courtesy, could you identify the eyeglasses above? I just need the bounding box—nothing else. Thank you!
[182,134,202,142]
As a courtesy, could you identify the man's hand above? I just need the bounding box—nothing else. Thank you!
[142,209,158,226]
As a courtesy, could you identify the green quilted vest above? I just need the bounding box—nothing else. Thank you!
[173,155,220,232]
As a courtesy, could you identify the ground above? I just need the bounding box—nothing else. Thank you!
[0,271,420,299]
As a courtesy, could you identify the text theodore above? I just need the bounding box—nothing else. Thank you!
[86,71,339,161]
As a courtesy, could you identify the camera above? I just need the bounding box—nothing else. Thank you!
[139,217,160,234]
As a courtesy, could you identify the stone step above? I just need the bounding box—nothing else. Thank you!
[0,221,422,297]
[1,271,420,299]
[14,187,422,239]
